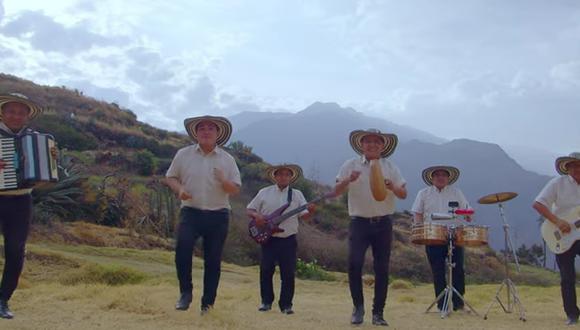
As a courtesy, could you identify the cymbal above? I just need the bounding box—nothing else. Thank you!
[478,192,518,204]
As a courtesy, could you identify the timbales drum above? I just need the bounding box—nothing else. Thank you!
[411,223,449,246]
[455,225,489,247]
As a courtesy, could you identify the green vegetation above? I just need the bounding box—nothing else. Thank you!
[296,258,335,281]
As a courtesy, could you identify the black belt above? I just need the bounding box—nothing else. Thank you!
[182,206,229,215]
[351,215,391,223]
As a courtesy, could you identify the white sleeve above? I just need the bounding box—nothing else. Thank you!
[336,159,352,182]
[247,189,264,212]
[411,190,424,214]
[165,149,182,179]
[535,177,558,209]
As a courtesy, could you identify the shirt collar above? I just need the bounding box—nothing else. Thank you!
[430,185,450,193]
[195,143,220,156]
[0,122,25,135]
[567,174,580,186]
[276,185,290,193]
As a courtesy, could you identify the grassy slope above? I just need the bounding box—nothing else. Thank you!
[0,238,569,330]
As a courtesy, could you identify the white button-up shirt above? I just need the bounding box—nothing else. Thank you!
[336,156,405,217]
[535,175,580,218]
[411,185,470,224]
[166,144,241,210]
[247,185,308,238]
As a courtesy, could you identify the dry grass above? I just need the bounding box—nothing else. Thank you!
[0,242,573,330]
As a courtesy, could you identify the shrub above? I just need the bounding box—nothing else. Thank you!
[296,258,335,281]
[59,263,147,286]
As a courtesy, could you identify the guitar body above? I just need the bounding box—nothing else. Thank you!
[541,206,580,254]
[248,203,289,244]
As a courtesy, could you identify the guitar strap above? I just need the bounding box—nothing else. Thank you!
[287,187,293,204]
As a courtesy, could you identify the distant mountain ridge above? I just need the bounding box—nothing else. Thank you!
[231,102,552,249]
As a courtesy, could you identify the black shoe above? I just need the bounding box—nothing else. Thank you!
[175,292,192,311]
[453,305,465,312]
[351,306,364,325]
[258,303,272,312]
[200,305,213,316]
[566,316,579,326]
[0,300,13,319]
[372,314,388,326]
[281,308,294,315]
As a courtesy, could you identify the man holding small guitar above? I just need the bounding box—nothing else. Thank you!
[247,164,316,315]
[533,152,580,326]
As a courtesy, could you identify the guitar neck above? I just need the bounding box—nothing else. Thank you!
[271,193,331,226]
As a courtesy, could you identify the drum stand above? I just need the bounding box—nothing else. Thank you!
[483,203,526,321]
[426,227,479,318]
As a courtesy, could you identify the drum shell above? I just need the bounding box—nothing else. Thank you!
[411,223,448,246]
[455,225,489,247]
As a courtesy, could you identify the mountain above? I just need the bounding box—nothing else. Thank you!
[231,102,553,249]
[502,144,560,176]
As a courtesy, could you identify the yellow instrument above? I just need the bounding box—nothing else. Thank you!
[369,159,387,201]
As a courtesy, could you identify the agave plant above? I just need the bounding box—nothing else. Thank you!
[32,154,87,223]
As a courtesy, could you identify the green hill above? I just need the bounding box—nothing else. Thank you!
[0,73,556,285]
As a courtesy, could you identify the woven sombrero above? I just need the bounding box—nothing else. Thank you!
[349,128,398,158]
[555,152,580,175]
[0,93,44,121]
[422,165,460,186]
[184,115,232,146]
[265,164,302,185]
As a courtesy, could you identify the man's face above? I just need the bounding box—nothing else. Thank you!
[1,102,30,131]
[567,161,580,183]
[195,121,219,146]
[361,134,385,160]
[274,168,293,188]
[432,170,450,189]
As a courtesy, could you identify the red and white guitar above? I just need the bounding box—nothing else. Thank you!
[541,206,580,254]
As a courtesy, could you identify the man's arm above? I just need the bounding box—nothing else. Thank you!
[413,212,424,224]
[533,201,571,233]
[214,168,240,195]
[163,177,192,200]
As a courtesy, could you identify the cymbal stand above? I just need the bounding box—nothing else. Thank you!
[483,202,526,321]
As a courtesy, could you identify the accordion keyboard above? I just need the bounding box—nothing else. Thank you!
[0,138,18,190]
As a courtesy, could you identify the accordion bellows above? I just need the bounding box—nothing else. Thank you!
[0,133,58,190]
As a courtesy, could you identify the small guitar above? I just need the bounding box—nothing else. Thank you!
[541,206,580,254]
[248,191,335,244]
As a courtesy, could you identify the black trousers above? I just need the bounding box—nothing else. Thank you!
[425,244,465,309]
[0,194,32,302]
[260,235,297,310]
[175,207,229,308]
[555,240,580,319]
[348,216,393,315]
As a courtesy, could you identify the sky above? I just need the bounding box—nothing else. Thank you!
[0,0,579,156]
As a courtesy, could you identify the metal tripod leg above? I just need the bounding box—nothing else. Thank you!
[425,227,478,318]
[483,203,526,321]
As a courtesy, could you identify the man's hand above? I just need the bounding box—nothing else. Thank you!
[178,187,193,201]
[50,146,58,159]
[349,170,361,183]
[254,213,266,228]
[557,218,572,234]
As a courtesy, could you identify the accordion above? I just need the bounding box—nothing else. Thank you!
[0,133,59,191]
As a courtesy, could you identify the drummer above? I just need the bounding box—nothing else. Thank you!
[411,165,471,312]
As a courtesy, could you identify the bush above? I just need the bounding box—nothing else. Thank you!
[32,115,98,151]
[296,258,335,281]
[133,150,157,176]
[59,263,147,286]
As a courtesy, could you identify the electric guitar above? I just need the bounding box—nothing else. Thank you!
[541,206,580,254]
[248,191,335,244]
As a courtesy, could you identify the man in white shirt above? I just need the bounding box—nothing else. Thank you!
[411,165,470,312]
[247,164,315,315]
[0,93,49,319]
[533,152,580,325]
[334,129,407,326]
[165,116,241,315]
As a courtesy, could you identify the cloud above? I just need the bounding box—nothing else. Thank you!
[0,10,126,55]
